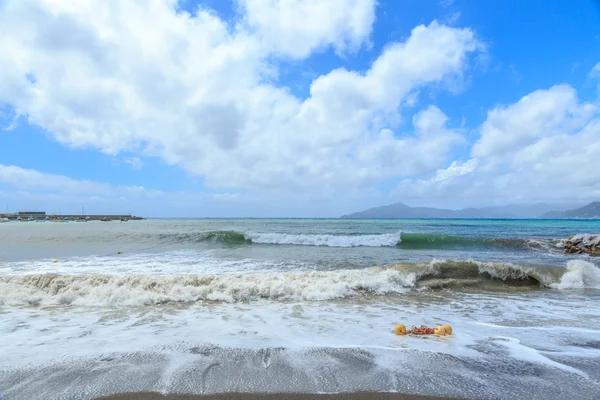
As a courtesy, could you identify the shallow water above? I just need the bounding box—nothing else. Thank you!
[1,219,599,399]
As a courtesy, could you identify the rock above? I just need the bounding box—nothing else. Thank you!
[564,234,600,256]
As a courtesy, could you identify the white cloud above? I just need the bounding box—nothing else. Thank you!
[430,158,478,183]
[472,85,596,158]
[0,0,482,194]
[591,62,600,93]
[1,1,597,216]
[239,0,376,58]
[590,62,600,78]
[0,164,159,197]
[443,12,461,25]
[0,164,377,217]
[124,157,143,170]
[394,85,600,207]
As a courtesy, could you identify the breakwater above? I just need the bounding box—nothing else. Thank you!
[0,213,143,221]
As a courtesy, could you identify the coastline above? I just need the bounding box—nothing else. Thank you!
[95,392,462,400]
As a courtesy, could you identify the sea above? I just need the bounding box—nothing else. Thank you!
[1,218,599,400]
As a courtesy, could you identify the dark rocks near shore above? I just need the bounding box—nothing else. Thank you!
[564,235,600,256]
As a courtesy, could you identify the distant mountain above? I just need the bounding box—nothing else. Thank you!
[341,203,457,219]
[340,202,579,219]
[473,203,577,219]
[542,201,600,219]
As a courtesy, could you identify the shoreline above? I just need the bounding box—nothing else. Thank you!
[95,392,463,400]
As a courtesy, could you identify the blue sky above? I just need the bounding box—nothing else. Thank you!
[0,0,599,217]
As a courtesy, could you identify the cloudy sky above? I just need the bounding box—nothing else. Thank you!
[1,0,599,217]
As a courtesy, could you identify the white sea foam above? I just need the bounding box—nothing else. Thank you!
[0,253,600,306]
[3,294,599,400]
[0,267,418,306]
[552,260,600,289]
[1,250,313,276]
[1,259,598,307]
[245,232,401,247]
[490,337,587,377]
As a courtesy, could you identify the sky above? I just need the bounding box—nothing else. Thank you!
[0,0,600,217]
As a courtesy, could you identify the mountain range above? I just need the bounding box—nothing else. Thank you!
[542,201,600,218]
[340,201,600,219]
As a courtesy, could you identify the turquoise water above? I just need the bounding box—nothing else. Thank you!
[2,217,599,264]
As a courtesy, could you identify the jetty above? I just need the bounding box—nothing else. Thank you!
[0,211,144,221]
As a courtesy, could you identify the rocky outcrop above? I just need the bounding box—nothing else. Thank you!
[564,234,600,256]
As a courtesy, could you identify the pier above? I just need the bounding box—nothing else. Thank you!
[0,211,144,221]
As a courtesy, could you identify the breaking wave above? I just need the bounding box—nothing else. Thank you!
[397,233,562,252]
[157,231,251,245]
[149,230,565,251]
[148,231,403,247]
[245,232,401,247]
[1,260,597,307]
[152,231,402,247]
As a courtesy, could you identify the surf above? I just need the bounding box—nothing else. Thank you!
[2,260,597,307]
[149,230,564,251]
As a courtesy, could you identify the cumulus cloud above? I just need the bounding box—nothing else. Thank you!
[9,1,594,212]
[0,0,482,194]
[472,85,596,158]
[394,85,600,207]
[239,0,376,58]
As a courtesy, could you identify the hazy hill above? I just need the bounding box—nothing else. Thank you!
[340,202,578,219]
[542,201,600,218]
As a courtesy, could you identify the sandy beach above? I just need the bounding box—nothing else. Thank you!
[96,392,461,400]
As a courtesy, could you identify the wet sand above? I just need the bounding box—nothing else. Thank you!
[96,392,461,400]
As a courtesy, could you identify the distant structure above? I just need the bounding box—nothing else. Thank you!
[18,211,46,219]
[0,211,143,221]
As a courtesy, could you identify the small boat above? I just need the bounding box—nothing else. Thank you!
[120,218,129,222]
[64,217,73,221]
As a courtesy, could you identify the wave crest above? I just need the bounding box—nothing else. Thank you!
[2,260,597,307]
[551,260,600,289]
[0,267,416,306]
[158,231,250,245]
[246,232,401,247]
[154,231,401,247]
[121,231,569,251]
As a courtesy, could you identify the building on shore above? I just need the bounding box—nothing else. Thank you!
[17,211,46,219]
